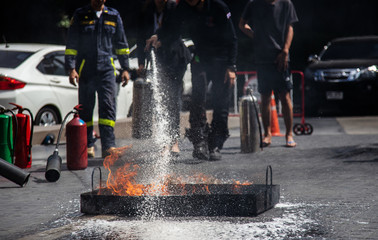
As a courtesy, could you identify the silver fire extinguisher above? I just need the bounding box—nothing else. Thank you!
[239,88,263,153]
[132,77,153,139]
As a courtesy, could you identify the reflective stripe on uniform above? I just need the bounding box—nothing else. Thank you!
[65,49,78,56]
[86,120,94,127]
[81,20,95,25]
[115,48,130,55]
[78,59,86,78]
[104,21,116,27]
[99,118,115,127]
[110,57,116,76]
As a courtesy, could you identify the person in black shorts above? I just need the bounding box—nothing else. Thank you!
[239,0,298,147]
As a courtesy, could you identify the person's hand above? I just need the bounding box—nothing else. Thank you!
[121,70,130,87]
[276,49,289,72]
[224,68,236,88]
[145,34,161,51]
[69,69,79,86]
[137,64,145,77]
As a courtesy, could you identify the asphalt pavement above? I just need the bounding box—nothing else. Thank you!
[1,115,378,240]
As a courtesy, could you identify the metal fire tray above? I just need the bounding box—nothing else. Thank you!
[80,166,280,217]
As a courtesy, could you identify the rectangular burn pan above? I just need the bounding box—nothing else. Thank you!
[80,183,280,217]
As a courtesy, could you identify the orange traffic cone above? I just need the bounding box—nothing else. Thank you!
[270,92,283,137]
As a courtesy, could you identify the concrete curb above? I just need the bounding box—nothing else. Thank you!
[33,111,241,145]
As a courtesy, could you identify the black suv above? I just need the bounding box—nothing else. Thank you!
[304,36,378,115]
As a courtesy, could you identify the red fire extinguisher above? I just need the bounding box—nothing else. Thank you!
[9,103,34,169]
[66,105,87,170]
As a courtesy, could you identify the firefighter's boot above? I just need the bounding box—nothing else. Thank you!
[185,126,209,160]
[208,129,230,161]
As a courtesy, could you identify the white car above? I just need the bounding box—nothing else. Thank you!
[0,43,134,126]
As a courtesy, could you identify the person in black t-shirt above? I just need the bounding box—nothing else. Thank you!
[239,0,298,148]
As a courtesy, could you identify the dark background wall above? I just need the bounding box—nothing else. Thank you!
[1,0,378,71]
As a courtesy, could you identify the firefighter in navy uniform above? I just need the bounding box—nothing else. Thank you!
[171,0,238,160]
[138,0,191,157]
[65,0,130,158]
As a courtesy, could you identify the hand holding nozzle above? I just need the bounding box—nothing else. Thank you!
[145,34,161,52]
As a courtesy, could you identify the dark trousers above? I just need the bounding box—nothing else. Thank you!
[78,70,116,151]
[189,58,231,144]
[160,68,185,143]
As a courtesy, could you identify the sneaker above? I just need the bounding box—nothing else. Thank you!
[209,147,221,161]
[192,141,209,160]
[87,147,95,158]
[102,147,116,158]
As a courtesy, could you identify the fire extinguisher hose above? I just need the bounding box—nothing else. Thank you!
[55,110,76,152]
[22,108,34,162]
[250,91,263,150]
[7,109,17,163]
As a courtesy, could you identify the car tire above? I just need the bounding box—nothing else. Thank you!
[35,106,59,126]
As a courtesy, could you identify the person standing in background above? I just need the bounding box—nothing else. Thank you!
[239,0,298,148]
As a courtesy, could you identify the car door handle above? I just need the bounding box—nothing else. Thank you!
[50,78,61,83]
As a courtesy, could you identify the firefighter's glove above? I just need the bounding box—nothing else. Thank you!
[69,69,79,87]
[121,70,130,87]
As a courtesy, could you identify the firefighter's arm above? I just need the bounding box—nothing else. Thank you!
[239,18,254,39]
[65,11,80,85]
[114,13,130,86]
[224,12,238,88]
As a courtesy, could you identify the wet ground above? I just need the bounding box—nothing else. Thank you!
[1,116,378,239]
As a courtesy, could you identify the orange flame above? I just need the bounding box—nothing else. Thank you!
[102,145,254,196]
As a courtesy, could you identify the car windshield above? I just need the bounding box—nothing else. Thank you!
[320,41,378,61]
[0,50,34,68]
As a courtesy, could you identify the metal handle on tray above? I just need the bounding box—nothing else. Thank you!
[91,167,102,192]
[266,165,273,187]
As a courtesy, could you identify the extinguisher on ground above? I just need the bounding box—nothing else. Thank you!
[45,104,87,182]
[9,103,34,169]
[66,105,87,170]
[0,105,17,164]
[0,105,30,187]
[239,88,263,153]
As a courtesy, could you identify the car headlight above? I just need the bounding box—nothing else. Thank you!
[309,70,325,82]
[313,71,324,81]
[349,65,377,81]
[304,68,323,82]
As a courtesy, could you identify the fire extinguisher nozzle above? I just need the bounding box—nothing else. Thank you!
[45,150,62,182]
[0,158,30,187]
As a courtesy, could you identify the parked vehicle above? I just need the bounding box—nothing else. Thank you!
[304,36,378,115]
[0,40,194,126]
[0,43,134,126]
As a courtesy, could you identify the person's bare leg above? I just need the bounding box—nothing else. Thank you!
[278,91,296,147]
[261,93,272,145]
[171,140,180,153]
